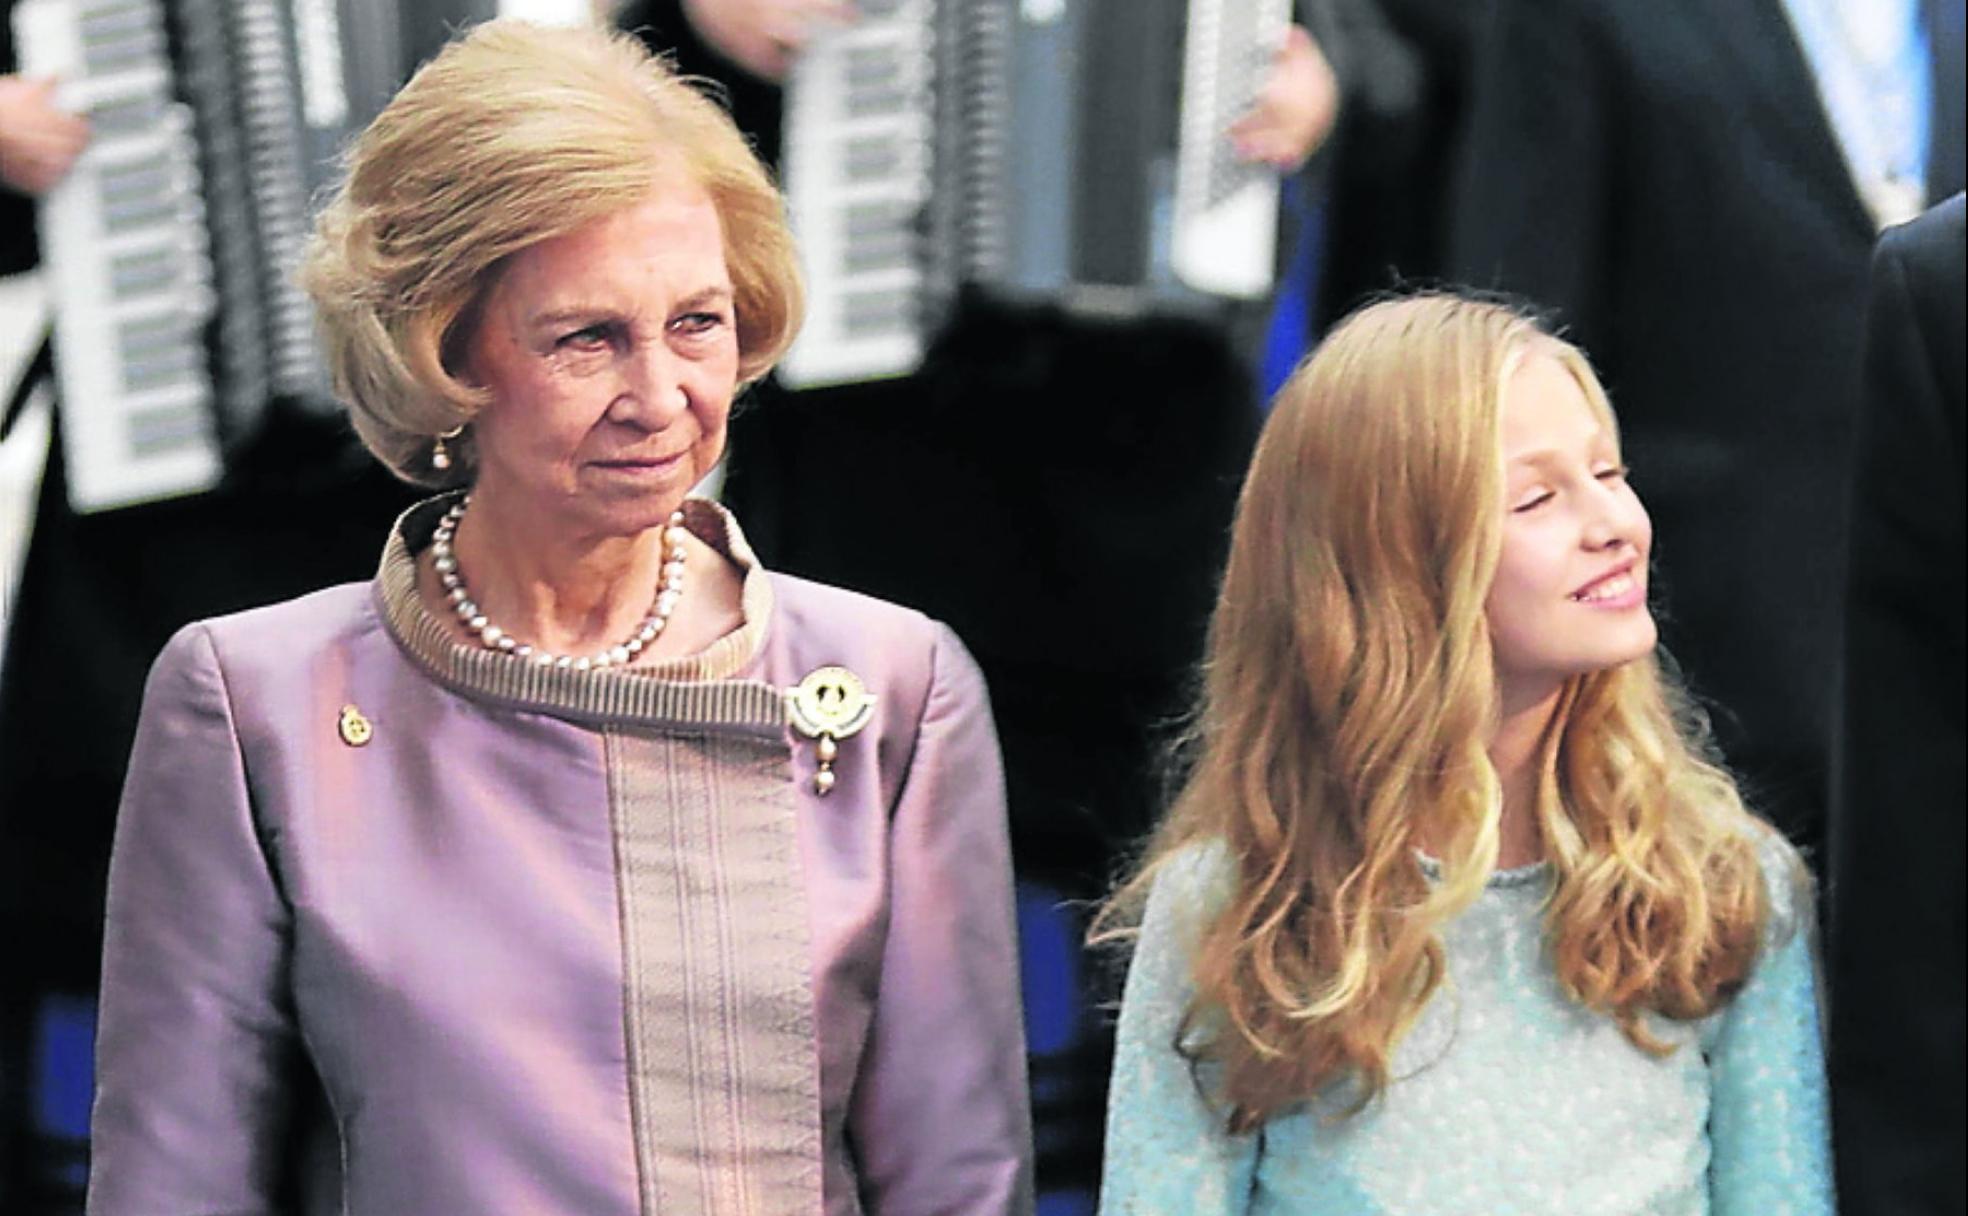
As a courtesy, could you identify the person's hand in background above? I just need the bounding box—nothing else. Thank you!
[680,0,856,82]
[0,75,89,196]
[1230,24,1338,172]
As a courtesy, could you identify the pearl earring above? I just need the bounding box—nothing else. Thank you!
[431,425,464,472]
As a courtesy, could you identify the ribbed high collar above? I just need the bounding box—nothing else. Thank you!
[374,493,785,731]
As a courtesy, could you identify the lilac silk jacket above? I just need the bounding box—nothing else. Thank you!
[86,495,1035,1215]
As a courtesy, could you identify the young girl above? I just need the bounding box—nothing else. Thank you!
[1098,295,1831,1214]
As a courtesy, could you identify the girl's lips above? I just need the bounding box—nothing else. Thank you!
[1570,564,1644,607]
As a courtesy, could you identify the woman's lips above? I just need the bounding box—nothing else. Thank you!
[593,452,685,473]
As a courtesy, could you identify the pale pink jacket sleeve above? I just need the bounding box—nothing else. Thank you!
[849,624,1036,1215]
[87,625,306,1214]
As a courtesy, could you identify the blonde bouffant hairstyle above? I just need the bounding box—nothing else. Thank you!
[301,19,804,487]
[1097,293,1777,1133]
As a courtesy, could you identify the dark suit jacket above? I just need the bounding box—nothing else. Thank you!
[1449,0,1966,859]
[1829,192,1966,1216]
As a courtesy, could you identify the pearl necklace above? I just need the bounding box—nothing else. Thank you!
[429,496,688,671]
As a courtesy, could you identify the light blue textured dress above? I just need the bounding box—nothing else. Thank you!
[1100,835,1833,1215]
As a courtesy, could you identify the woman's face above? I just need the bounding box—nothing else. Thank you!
[459,177,739,541]
[1485,351,1656,709]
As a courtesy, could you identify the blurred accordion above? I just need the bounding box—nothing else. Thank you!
[778,0,1293,389]
[12,0,488,511]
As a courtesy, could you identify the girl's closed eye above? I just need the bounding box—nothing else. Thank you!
[1595,464,1630,483]
[1513,487,1555,513]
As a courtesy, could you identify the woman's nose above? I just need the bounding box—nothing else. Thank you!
[609,344,690,428]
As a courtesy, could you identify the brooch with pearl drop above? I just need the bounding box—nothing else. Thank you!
[788,666,876,795]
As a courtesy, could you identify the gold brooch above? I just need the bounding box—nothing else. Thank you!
[337,704,373,747]
[788,666,875,795]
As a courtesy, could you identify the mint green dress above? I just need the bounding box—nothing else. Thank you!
[1100,835,1832,1215]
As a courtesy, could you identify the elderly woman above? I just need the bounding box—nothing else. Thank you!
[84,20,1033,1215]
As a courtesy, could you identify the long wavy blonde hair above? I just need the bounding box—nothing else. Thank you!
[1098,294,1773,1133]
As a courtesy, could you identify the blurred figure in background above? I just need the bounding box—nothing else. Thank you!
[0,46,89,1216]
[1829,191,1965,1216]
[1300,0,1484,336]
[1451,0,1965,864]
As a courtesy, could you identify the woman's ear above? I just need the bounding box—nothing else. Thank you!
[440,296,487,386]
[440,256,512,387]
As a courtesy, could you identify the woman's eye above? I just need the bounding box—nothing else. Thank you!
[672,311,728,336]
[559,324,611,349]
[1595,464,1630,483]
